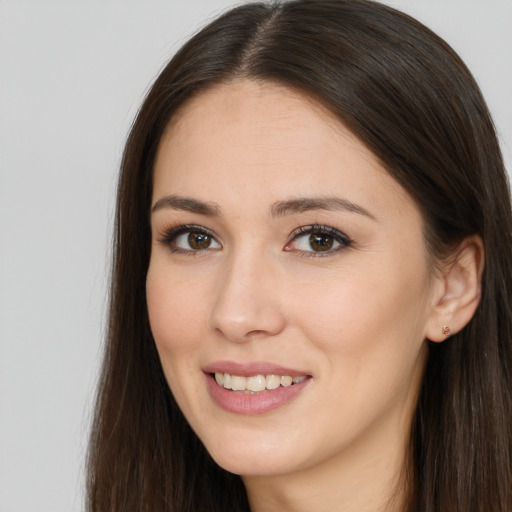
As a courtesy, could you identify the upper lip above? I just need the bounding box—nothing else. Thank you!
[202,360,310,377]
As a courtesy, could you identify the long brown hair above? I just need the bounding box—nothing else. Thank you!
[86,1,512,510]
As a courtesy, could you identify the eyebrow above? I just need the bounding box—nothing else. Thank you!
[270,197,376,220]
[151,194,375,220]
[151,195,221,216]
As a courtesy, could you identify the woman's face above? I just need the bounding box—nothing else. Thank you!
[147,80,441,479]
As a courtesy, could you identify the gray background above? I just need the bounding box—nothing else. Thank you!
[1,1,510,510]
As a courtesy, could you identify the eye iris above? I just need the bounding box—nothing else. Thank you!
[309,233,333,251]
[188,232,211,250]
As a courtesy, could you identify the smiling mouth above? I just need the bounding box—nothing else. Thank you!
[213,373,308,394]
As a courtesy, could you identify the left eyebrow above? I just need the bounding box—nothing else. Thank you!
[151,195,221,216]
[270,196,376,220]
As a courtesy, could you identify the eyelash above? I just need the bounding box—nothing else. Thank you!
[157,223,351,257]
[158,224,219,255]
[285,224,352,257]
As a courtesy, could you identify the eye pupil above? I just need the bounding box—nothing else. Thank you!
[188,232,211,249]
[309,233,333,251]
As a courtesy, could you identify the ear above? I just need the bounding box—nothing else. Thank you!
[425,236,484,342]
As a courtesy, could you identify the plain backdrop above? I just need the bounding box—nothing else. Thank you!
[0,1,510,511]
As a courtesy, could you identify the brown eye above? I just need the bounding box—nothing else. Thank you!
[309,233,334,251]
[188,231,212,250]
[162,225,221,253]
[284,225,350,256]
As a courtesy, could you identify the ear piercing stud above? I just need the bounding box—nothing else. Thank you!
[442,325,451,337]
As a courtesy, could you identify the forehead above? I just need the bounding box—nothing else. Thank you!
[162,80,359,161]
[167,79,339,135]
[152,79,416,221]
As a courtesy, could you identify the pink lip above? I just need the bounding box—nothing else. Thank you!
[203,361,312,415]
[203,360,309,377]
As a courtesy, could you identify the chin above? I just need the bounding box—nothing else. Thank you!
[212,453,294,478]
[201,429,301,477]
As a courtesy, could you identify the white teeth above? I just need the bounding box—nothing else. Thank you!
[231,375,247,391]
[214,372,307,392]
[223,373,232,390]
[247,375,266,392]
[266,374,281,390]
[281,375,293,387]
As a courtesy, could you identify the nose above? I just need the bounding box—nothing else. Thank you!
[209,252,286,343]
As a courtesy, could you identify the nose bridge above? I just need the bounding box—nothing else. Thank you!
[209,245,286,342]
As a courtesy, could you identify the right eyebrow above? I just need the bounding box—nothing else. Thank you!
[151,195,221,216]
[270,196,376,220]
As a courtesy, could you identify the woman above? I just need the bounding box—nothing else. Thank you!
[86,1,512,511]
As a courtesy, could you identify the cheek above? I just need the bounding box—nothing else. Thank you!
[146,263,206,361]
[283,259,430,441]
[146,262,212,415]
[287,254,430,360]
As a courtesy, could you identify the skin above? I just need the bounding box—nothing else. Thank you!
[146,80,481,511]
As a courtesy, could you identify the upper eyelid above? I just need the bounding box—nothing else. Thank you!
[159,223,215,235]
[289,224,350,241]
[157,224,220,245]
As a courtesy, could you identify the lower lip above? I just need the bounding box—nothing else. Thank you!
[205,373,311,415]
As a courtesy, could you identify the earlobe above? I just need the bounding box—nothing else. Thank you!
[425,236,484,343]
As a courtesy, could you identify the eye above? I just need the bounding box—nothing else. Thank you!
[285,225,351,255]
[159,225,221,254]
